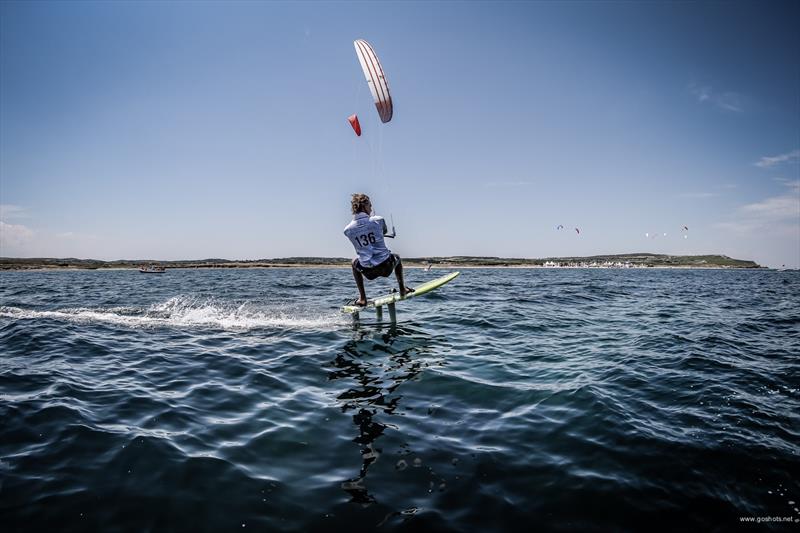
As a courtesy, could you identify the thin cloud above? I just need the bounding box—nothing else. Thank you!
[0,224,100,257]
[714,221,752,233]
[0,220,35,250]
[755,149,800,168]
[715,180,800,233]
[741,181,800,219]
[0,204,29,220]
[0,204,97,254]
[57,231,97,241]
[688,83,743,113]
[0,205,35,253]
[773,177,798,186]
[690,84,712,102]
[678,192,718,199]
[714,93,742,112]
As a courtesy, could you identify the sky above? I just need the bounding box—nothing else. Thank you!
[1,1,798,267]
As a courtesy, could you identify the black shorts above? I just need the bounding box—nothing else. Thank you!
[353,254,400,280]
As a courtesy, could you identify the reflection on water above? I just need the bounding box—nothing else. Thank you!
[328,324,441,507]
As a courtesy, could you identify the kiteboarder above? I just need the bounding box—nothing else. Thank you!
[345,193,413,307]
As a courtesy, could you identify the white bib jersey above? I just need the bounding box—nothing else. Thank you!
[344,213,391,267]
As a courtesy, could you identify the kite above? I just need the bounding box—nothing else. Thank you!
[354,39,393,123]
[347,114,362,136]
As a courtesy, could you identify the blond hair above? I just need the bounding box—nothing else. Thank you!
[351,193,371,215]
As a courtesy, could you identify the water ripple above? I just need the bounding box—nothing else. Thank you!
[0,268,798,531]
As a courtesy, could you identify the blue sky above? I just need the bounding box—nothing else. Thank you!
[1,1,798,267]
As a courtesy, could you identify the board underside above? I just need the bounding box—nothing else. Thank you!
[341,271,460,314]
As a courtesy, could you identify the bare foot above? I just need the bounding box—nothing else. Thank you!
[399,286,415,298]
[355,298,367,307]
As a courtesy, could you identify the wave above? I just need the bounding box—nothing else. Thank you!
[0,295,348,331]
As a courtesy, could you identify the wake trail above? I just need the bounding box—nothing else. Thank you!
[0,295,348,331]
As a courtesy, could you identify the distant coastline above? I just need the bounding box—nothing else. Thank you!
[0,254,764,271]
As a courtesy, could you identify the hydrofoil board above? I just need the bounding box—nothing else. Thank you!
[342,271,460,315]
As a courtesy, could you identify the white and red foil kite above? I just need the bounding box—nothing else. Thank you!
[353,39,393,124]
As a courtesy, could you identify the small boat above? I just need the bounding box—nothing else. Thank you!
[139,264,166,274]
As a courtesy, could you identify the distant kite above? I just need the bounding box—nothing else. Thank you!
[575,227,580,234]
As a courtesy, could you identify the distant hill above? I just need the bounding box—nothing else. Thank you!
[0,254,762,270]
[408,254,761,268]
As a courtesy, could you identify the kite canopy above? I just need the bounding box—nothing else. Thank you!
[354,39,393,123]
[348,114,362,136]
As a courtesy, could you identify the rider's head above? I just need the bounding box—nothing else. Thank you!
[351,193,372,215]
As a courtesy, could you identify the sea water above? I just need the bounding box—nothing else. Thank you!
[1,268,798,531]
